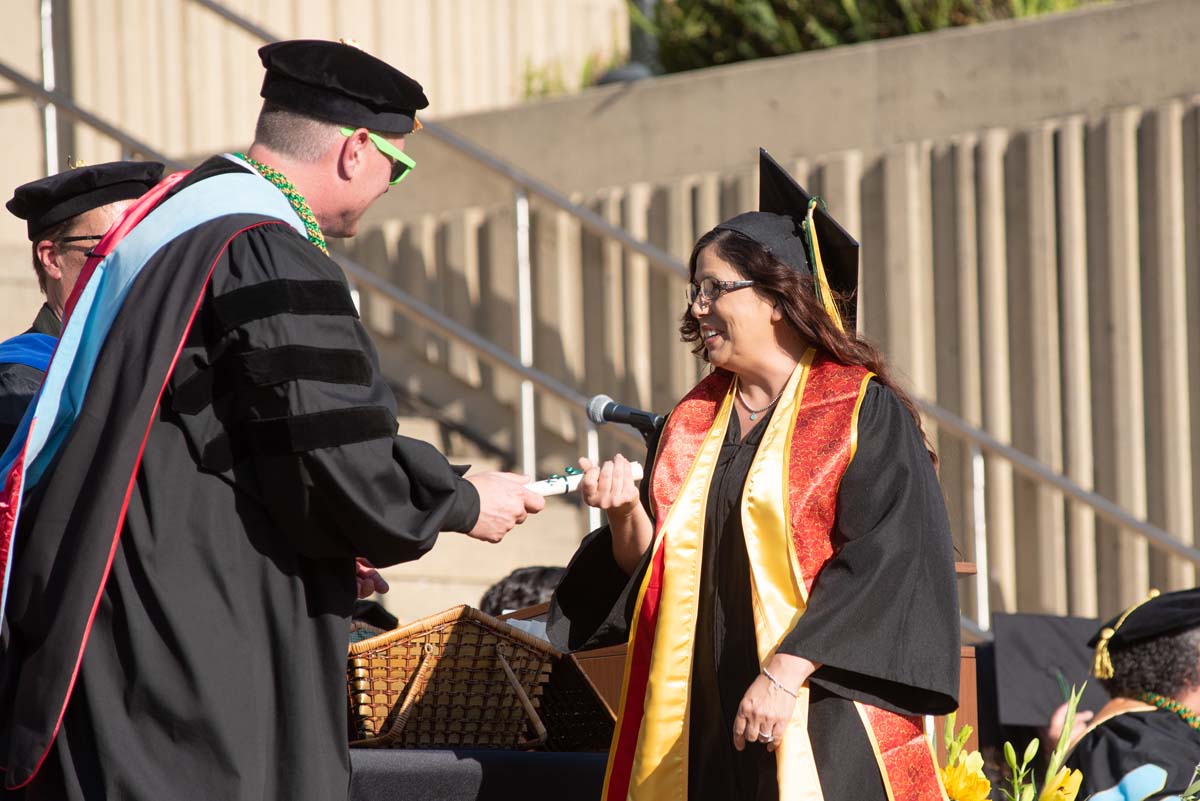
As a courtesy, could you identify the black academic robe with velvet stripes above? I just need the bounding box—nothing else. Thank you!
[1,157,480,801]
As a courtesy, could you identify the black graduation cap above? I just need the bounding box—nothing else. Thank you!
[989,612,1111,729]
[258,40,429,135]
[1089,587,1200,679]
[6,160,164,241]
[715,148,860,326]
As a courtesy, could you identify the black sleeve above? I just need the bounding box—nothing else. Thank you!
[546,426,662,652]
[777,381,960,716]
[165,224,480,567]
[0,363,43,455]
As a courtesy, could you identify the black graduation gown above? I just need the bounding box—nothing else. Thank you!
[1067,707,1200,800]
[0,306,61,453]
[1,157,480,801]
[548,381,960,801]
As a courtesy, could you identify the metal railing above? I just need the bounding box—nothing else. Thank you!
[11,2,1200,639]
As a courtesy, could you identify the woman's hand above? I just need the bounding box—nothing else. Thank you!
[579,454,653,574]
[732,653,819,753]
[578,454,641,519]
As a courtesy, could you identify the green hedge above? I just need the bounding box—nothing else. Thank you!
[634,0,1105,74]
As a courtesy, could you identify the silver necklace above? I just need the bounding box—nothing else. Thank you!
[736,386,785,421]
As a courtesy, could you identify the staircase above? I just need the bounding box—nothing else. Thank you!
[373,413,591,623]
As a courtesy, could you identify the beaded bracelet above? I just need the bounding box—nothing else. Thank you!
[762,667,799,699]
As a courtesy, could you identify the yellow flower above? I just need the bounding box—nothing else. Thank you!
[1039,767,1083,801]
[942,751,991,801]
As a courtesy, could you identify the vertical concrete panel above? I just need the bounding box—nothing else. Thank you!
[0,2,44,337]
[1140,100,1195,590]
[439,210,484,389]
[930,138,979,613]
[978,128,1017,612]
[820,151,864,241]
[1185,105,1200,587]
[954,136,984,619]
[158,0,188,149]
[858,156,888,346]
[602,190,628,397]
[1006,125,1067,614]
[622,183,653,410]
[1107,108,1151,610]
[1086,109,1150,616]
[477,203,519,407]
[881,142,935,399]
[1057,117,1097,617]
[644,180,694,409]
[694,173,722,237]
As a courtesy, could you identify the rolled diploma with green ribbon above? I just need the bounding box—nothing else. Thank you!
[525,462,644,496]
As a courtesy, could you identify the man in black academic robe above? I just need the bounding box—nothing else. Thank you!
[0,161,163,452]
[1066,588,1200,801]
[1,41,542,801]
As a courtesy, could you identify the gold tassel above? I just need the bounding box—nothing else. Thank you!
[1092,588,1161,679]
[805,199,844,334]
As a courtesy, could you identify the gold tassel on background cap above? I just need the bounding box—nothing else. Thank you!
[804,197,844,335]
[1092,588,1161,679]
[67,157,88,169]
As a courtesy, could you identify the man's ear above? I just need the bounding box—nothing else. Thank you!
[35,239,62,280]
[337,128,370,180]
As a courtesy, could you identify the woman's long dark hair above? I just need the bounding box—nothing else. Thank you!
[681,227,936,466]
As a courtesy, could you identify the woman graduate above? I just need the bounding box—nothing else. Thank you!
[546,150,960,801]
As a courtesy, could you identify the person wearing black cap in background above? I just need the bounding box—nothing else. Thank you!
[1062,588,1200,801]
[0,40,543,800]
[546,150,959,801]
[0,161,162,453]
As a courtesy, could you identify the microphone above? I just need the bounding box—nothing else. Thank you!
[587,394,665,437]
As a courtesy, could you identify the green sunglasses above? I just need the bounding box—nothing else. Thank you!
[339,127,415,185]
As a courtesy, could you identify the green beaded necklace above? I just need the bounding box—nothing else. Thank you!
[234,153,328,255]
[1138,691,1200,731]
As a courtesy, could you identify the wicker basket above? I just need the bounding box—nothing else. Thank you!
[347,605,559,749]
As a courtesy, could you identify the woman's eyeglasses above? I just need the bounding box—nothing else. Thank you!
[339,127,416,185]
[686,277,756,305]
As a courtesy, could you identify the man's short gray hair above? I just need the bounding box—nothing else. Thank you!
[253,101,342,163]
